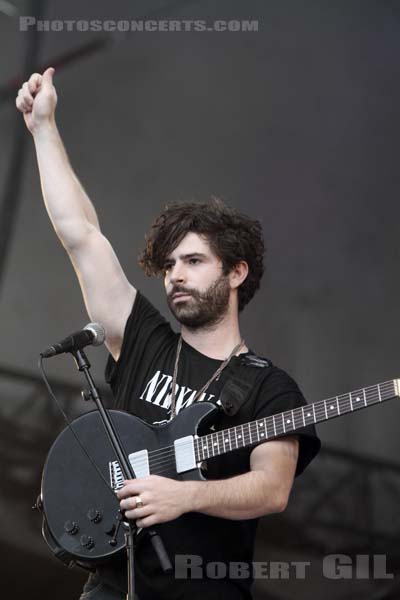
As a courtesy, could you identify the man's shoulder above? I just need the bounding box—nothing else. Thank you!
[239,353,300,384]
[233,353,303,400]
[129,290,173,330]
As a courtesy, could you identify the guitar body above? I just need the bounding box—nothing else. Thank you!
[40,403,218,564]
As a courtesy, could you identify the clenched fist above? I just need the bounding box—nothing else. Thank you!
[15,67,57,133]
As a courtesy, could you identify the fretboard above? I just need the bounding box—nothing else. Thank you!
[194,379,400,463]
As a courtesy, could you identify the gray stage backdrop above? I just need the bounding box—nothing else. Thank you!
[0,0,399,598]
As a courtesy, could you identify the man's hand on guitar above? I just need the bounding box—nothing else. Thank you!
[117,475,191,528]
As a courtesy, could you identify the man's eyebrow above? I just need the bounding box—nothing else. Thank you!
[181,252,208,259]
[165,252,208,262]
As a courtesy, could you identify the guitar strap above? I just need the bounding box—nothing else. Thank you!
[219,353,271,417]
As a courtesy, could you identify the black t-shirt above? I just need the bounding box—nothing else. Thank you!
[103,291,320,599]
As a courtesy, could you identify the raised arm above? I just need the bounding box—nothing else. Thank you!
[16,68,136,359]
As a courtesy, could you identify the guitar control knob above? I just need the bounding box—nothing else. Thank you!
[87,508,102,523]
[64,520,79,535]
[80,534,95,549]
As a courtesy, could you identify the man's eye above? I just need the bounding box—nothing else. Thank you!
[189,258,200,265]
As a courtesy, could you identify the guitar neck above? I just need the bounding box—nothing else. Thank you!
[194,379,400,463]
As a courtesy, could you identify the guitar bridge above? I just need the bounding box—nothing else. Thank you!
[109,450,150,490]
[109,461,124,491]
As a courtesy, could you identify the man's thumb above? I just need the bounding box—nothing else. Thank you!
[42,67,55,86]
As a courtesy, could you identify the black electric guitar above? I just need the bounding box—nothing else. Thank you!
[40,378,400,565]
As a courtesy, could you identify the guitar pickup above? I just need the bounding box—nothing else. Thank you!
[174,436,196,474]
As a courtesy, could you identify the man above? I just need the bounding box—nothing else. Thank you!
[16,69,320,600]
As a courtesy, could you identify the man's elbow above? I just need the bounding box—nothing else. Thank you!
[274,493,289,514]
[255,492,289,517]
[265,487,291,516]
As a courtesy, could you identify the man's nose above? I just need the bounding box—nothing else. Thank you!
[170,263,186,283]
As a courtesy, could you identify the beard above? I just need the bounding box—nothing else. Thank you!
[167,273,231,330]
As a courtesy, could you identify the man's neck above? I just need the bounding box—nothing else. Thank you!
[180,311,247,360]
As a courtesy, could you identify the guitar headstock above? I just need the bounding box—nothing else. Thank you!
[395,379,400,397]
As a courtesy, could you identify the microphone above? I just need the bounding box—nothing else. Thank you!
[41,323,106,358]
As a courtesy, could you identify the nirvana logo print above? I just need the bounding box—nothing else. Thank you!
[139,369,217,421]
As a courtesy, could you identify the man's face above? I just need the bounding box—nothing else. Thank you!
[164,232,231,329]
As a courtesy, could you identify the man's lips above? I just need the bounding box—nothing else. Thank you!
[172,292,192,301]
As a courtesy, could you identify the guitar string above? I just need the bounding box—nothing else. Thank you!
[143,380,395,465]
[152,381,394,466]
[113,380,396,477]
[148,383,396,477]
[123,382,395,476]
[128,382,395,472]
[132,380,394,473]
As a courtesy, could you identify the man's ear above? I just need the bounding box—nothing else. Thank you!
[229,261,249,289]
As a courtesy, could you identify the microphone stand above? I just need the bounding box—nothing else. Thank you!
[72,349,172,600]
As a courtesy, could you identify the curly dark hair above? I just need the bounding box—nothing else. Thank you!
[138,198,265,312]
